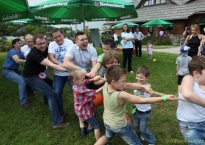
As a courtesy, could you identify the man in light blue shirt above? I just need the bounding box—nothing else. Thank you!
[63,31,98,137]
[133,28,144,57]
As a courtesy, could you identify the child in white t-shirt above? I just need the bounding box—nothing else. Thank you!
[133,66,156,145]
[177,56,205,144]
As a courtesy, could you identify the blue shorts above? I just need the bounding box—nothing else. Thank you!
[86,117,100,129]
[104,123,142,145]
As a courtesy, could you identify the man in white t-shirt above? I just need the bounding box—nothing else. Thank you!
[21,34,34,58]
[113,31,118,49]
[21,34,36,96]
[48,28,74,117]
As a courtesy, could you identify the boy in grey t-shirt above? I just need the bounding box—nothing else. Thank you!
[176,45,192,93]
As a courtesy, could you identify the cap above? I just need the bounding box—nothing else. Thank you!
[180,45,190,52]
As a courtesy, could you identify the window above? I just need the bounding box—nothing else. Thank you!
[144,0,154,6]
[156,0,166,4]
[144,0,166,6]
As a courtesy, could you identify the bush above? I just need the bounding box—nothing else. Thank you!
[101,34,113,43]
[0,40,12,52]
[142,36,172,45]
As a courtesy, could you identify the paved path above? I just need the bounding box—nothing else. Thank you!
[142,47,180,54]
[117,46,180,54]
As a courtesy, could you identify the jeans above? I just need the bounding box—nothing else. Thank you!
[2,69,28,105]
[104,123,142,145]
[42,77,53,103]
[133,110,156,144]
[178,120,205,145]
[23,76,63,126]
[122,48,133,72]
[54,75,72,116]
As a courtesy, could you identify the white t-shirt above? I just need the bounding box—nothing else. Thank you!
[21,45,31,58]
[177,82,205,122]
[48,38,73,76]
[134,89,151,112]
[113,33,118,41]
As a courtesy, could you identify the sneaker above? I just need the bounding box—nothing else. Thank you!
[53,122,70,129]
[129,71,134,73]
[79,127,88,138]
[140,136,145,141]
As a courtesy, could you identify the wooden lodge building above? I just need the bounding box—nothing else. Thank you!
[112,0,205,38]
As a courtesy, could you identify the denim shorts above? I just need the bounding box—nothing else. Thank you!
[178,120,205,145]
[86,117,100,129]
[104,123,142,145]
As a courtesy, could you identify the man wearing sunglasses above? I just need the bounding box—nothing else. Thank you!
[22,34,70,129]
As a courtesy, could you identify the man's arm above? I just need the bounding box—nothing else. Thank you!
[63,56,82,71]
[87,59,97,78]
[40,58,67,72]
[92,62,101,74]
[140,32,145,40]
[48,53,59,65]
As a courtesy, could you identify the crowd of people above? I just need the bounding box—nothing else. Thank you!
[2,26,205,145]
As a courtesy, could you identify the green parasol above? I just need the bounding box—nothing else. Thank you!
[141,18,173,27]
[0,0,29,21]
[5,19,55,25]
[5,18,79,25]
[0,0,54,22]
[28,0,138,28]
[112,21,138,29]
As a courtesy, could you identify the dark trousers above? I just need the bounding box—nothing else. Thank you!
[135,40,142,57]
[122,48,133,72]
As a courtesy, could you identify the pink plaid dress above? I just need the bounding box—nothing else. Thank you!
[73,80,96,121]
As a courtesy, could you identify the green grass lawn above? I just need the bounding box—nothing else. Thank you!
[0,49,186,145]
[118,44,179,49]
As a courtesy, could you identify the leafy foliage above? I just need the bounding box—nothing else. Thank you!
[0,40,12,52]
[142,35,172,45]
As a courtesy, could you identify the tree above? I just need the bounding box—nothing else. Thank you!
[0,22,10,36]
